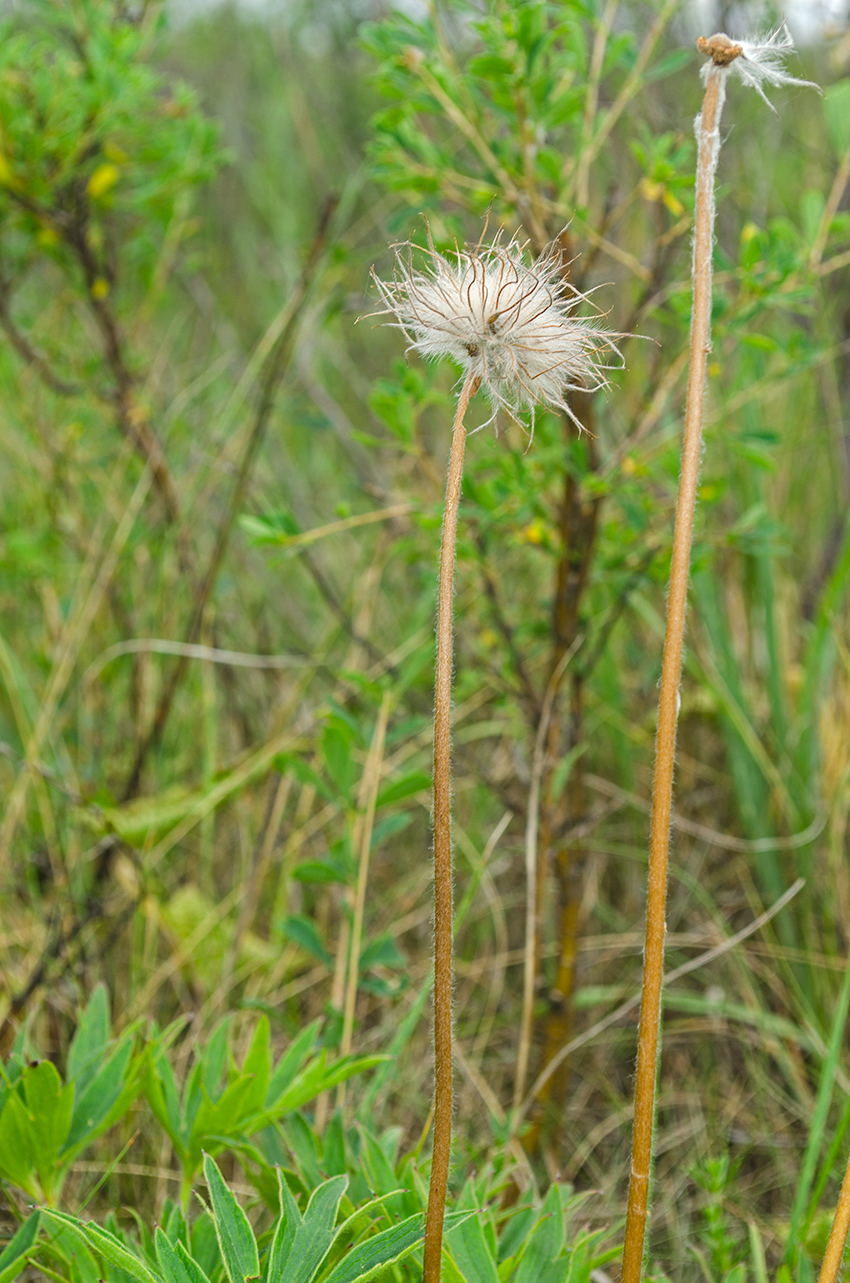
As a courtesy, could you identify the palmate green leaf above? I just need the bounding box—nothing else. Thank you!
[182,1019,232,1145]
[203,1154,259,1283]
[0,1211,40,1283]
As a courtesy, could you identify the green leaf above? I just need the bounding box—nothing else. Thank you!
[40,1211,102,1283]
[145,1050,186,1159]
[268,1167,301,1280]
[513,1186,564,1283]
[321,721,357,800]
[281,1176,348,1283]
[0,1211,40,1283]
[238,512,301,545]
[64,1037,140,1157]
[446,1212,499,1283]
[824,80,850,157]
[375,771,431,808]
[281,916,332,966]
[293,859,350,887]
[44,1212,160,1283]
[84,1222,163,1283]
[203,1153,260,1283]
[239,1018,272,1116]
[67,984,110,1085]
[320,1212,427,1283]
[273,1054,386,1116]
[191,1075,258,1167]
[265,1024,321,1108]
[359,935,405,972]
[0,1060,74,1197]
[155,1229,211,1283]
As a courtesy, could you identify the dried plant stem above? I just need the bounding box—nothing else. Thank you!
[424,371,480,1283]
[621,54,733,1283]
[818,1151,850,1283]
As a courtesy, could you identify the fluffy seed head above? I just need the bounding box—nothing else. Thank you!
[371,233,623,434]
[698,23,820,110]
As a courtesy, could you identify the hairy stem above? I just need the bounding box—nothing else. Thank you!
[423,371,479,1283]
[818,1150,850,1283]
[621,53,732,1283]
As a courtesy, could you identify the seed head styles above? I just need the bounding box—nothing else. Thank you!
[372,234,623,434]
[696,24,820,111]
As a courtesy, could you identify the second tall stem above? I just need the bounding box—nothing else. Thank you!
[620,61,728,1283]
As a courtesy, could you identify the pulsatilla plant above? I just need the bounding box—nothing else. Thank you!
[373,231,622,1283]
[43,1153,473,1283]
[145,1016,384,1202]
[621,26,819,1283]
[0,984,144,1205]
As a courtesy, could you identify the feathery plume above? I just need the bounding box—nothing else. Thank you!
[696,24,820,111]
[372,233,622,434]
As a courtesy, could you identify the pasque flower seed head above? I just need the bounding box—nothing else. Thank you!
[372,233,623,434]
[696,23,820,110]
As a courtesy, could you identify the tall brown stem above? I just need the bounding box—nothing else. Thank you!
[621,47,737,1283]
[818,1149,850,1283]
[423,371,480,1283]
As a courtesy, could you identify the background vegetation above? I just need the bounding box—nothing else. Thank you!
[1,0,849,1279]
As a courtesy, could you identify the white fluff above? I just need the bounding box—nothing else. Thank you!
[371,234,623,435]
[701,23,821,111]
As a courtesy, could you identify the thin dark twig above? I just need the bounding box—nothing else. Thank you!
[472,525,542,719]
[0,283,82,396]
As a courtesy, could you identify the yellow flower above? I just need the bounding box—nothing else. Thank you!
[87,163,119,200]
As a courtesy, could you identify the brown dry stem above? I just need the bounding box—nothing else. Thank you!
[620,51,735,1283]
[423,371,480,1283]
[818,1149,850,1283]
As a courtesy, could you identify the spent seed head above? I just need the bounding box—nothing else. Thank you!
[698,22,820,109]
[371,232,623,435]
